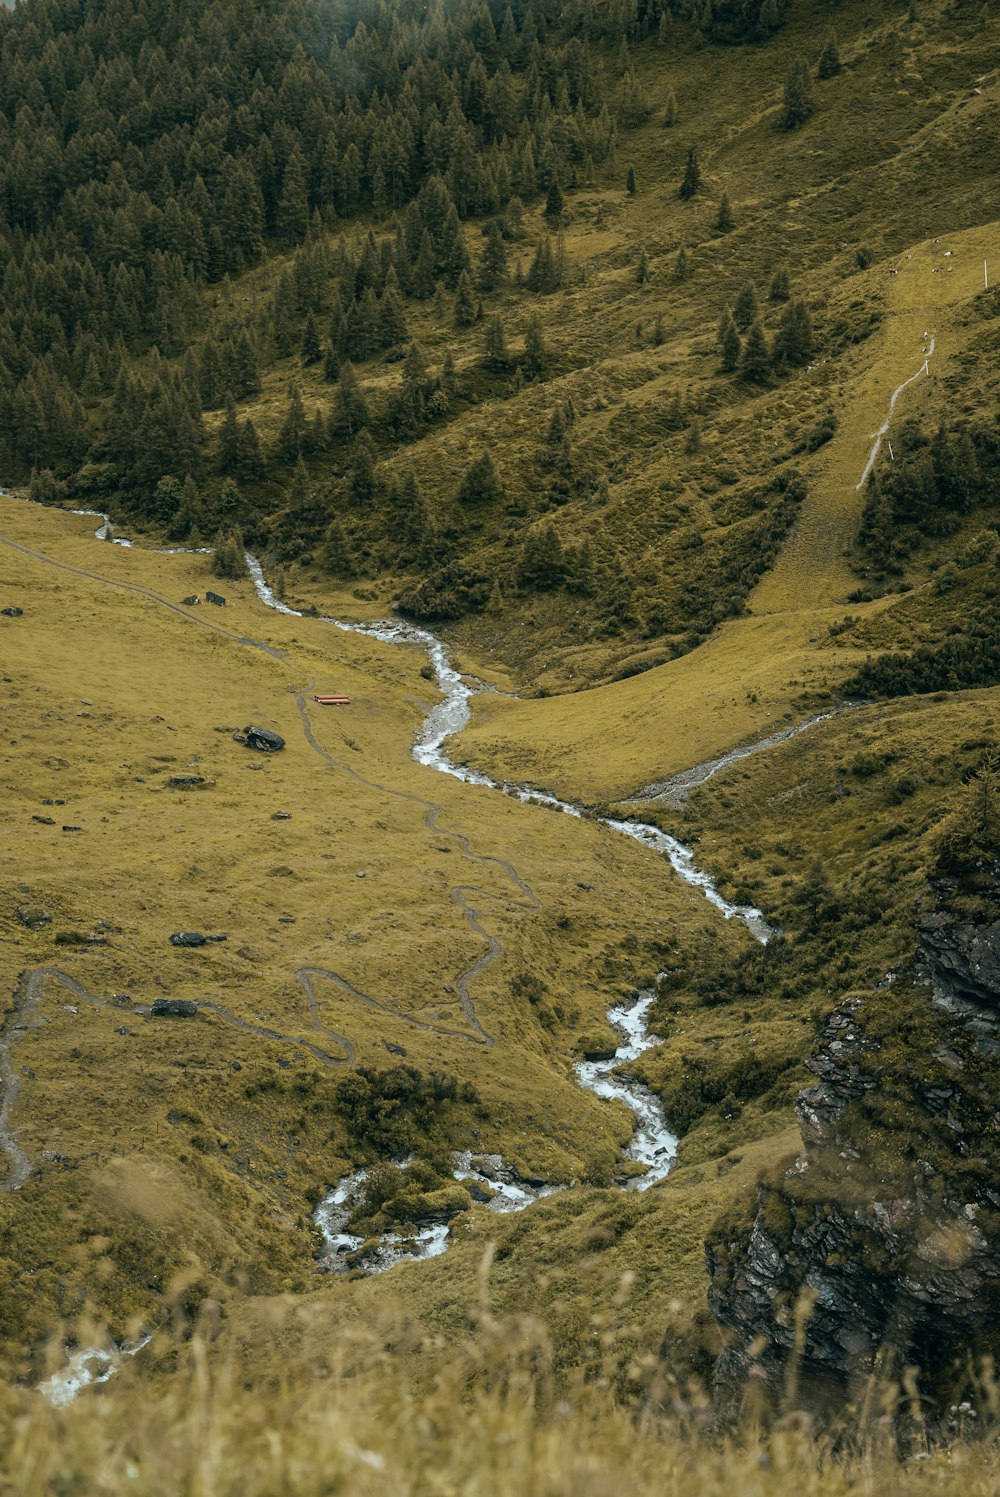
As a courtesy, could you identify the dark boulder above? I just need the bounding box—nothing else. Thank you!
[237,726,285,753]
[151,998,198,1017]
[918,911,1000,1012]
[1,606,23,617]
[170,931,207,947]
[16,906,52,930]
[168,775,210,789]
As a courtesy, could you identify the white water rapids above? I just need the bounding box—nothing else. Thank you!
[243,553,775,1273]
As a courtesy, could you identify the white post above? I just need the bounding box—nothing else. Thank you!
[888,441,894,462]
[986,260,990,291]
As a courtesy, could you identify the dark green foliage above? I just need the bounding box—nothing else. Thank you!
[769,267,791,302]
[636,248,650,285]
[700,0,789,44]
[545,180,565,224]
[397,562,492,621]
[935,754,1000,874]
[782,59,815,130]
[857,420,990,570]
[211,526,247,579]
[453,270,478,327]
[626,165,637,196]
[483,314,509,372]
[334,1065,478,1157]
[328,362,368,441]
[817,33,843,79]
[732,282,759,332]
[523,315,548,376]
[518,522,566,589]
[526,237,563,293]
[740,320,771,381]
[457,451,504,506]
[803,413,838,452]
[718,311,742,372]
[772,298,814,366]
[478,222,508,292]
[715,193,734,233]
[843,600,1000,700]
[679,148,701,200]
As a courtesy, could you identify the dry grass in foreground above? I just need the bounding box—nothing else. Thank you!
[3,1259,1000,1497]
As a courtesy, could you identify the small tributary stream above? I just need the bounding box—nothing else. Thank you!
[244,556,775,1274]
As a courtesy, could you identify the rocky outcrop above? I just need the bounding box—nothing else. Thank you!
[236,726,285,753]
[707,913,1000,1415]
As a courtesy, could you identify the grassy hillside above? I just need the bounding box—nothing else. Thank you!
[3,0,1000,1486]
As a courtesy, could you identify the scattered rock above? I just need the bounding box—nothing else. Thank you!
[385,1042,407,1057]
[278,916,295,924]
[582,1046,618,1062]
[236,726,285,753]
[168,775,211,789]
[61,825,83,832]
[272,811,292,820]
[467,1182,494,1204]
[16,906,52,930]
[151,998,198,1017]
[181,595,200,606]
[112,993,132,1007]
[1,606,23,617]
[169,931,207,947]
[31,815,56,825]
[205,934,228,943]
[54,931,106,947]
[230,1061,242,1071]
[356,871,366,879]
[268,866,296,878]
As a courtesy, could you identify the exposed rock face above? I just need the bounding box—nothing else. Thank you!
[151,998,198,1017]
[707,910,1000,1415]
[237,726,285,753]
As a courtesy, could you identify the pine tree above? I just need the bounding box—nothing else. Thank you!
[733,282,759,331]
[329,362,369,441]
[347,431,377,507]
[545,180,564,224]
[483,314,508,371]
[719,310,742,371]
[679,148,701,200]
[301,314,321,365]
[740,319,771,382]
[773,298,813,366]
[275,386,307,461]
[457,451,504,505]
[236,418,263,480]
[518,522,565,589]
[478,221,509,291]
[715,192,734,233]
[218,395,240,473]
[454,269,477,327]
[769,267,791,301]
[817,33,842,79]
[626,165,637,196]
[782,59,815,130]
[523,314,547,376]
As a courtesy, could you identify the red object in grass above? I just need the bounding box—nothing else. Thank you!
[313,694,351,705]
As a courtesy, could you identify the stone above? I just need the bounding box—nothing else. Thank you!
[468,1183,494,1204]
[272,811,292,820]
[385,1042,407,1056]
[61,826,83,832]
[54,931,106,947]
[168,775,210,788]
[170,931,207,947]
[151,998,198,1017]
[16,906,52,930]
[1,606,23,617]
[31,815,55,825]
[181,595,200,606]
[237,726,285,753]
[205,934,228,943]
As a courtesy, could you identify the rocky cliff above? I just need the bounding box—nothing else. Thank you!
[706,897,1000,1415]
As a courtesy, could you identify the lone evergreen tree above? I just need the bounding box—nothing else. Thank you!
[817,33,842,79]
[733,281,759,331]
[457,451,504,506]
[454,269,477,327]
[782,59,815,129]
[544,180,564,224]
[518,522,565,589]
[483,314,508,372]
[773,298,814,366]
[740,319,771,382]
[626,165,637,196]
[719,310,742,372]
[478,221,508,292]
[523,314,547,376]
[715,192,734,233]
[679,148,701,199]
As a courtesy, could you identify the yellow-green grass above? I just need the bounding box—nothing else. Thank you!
[0,498,781,1358]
